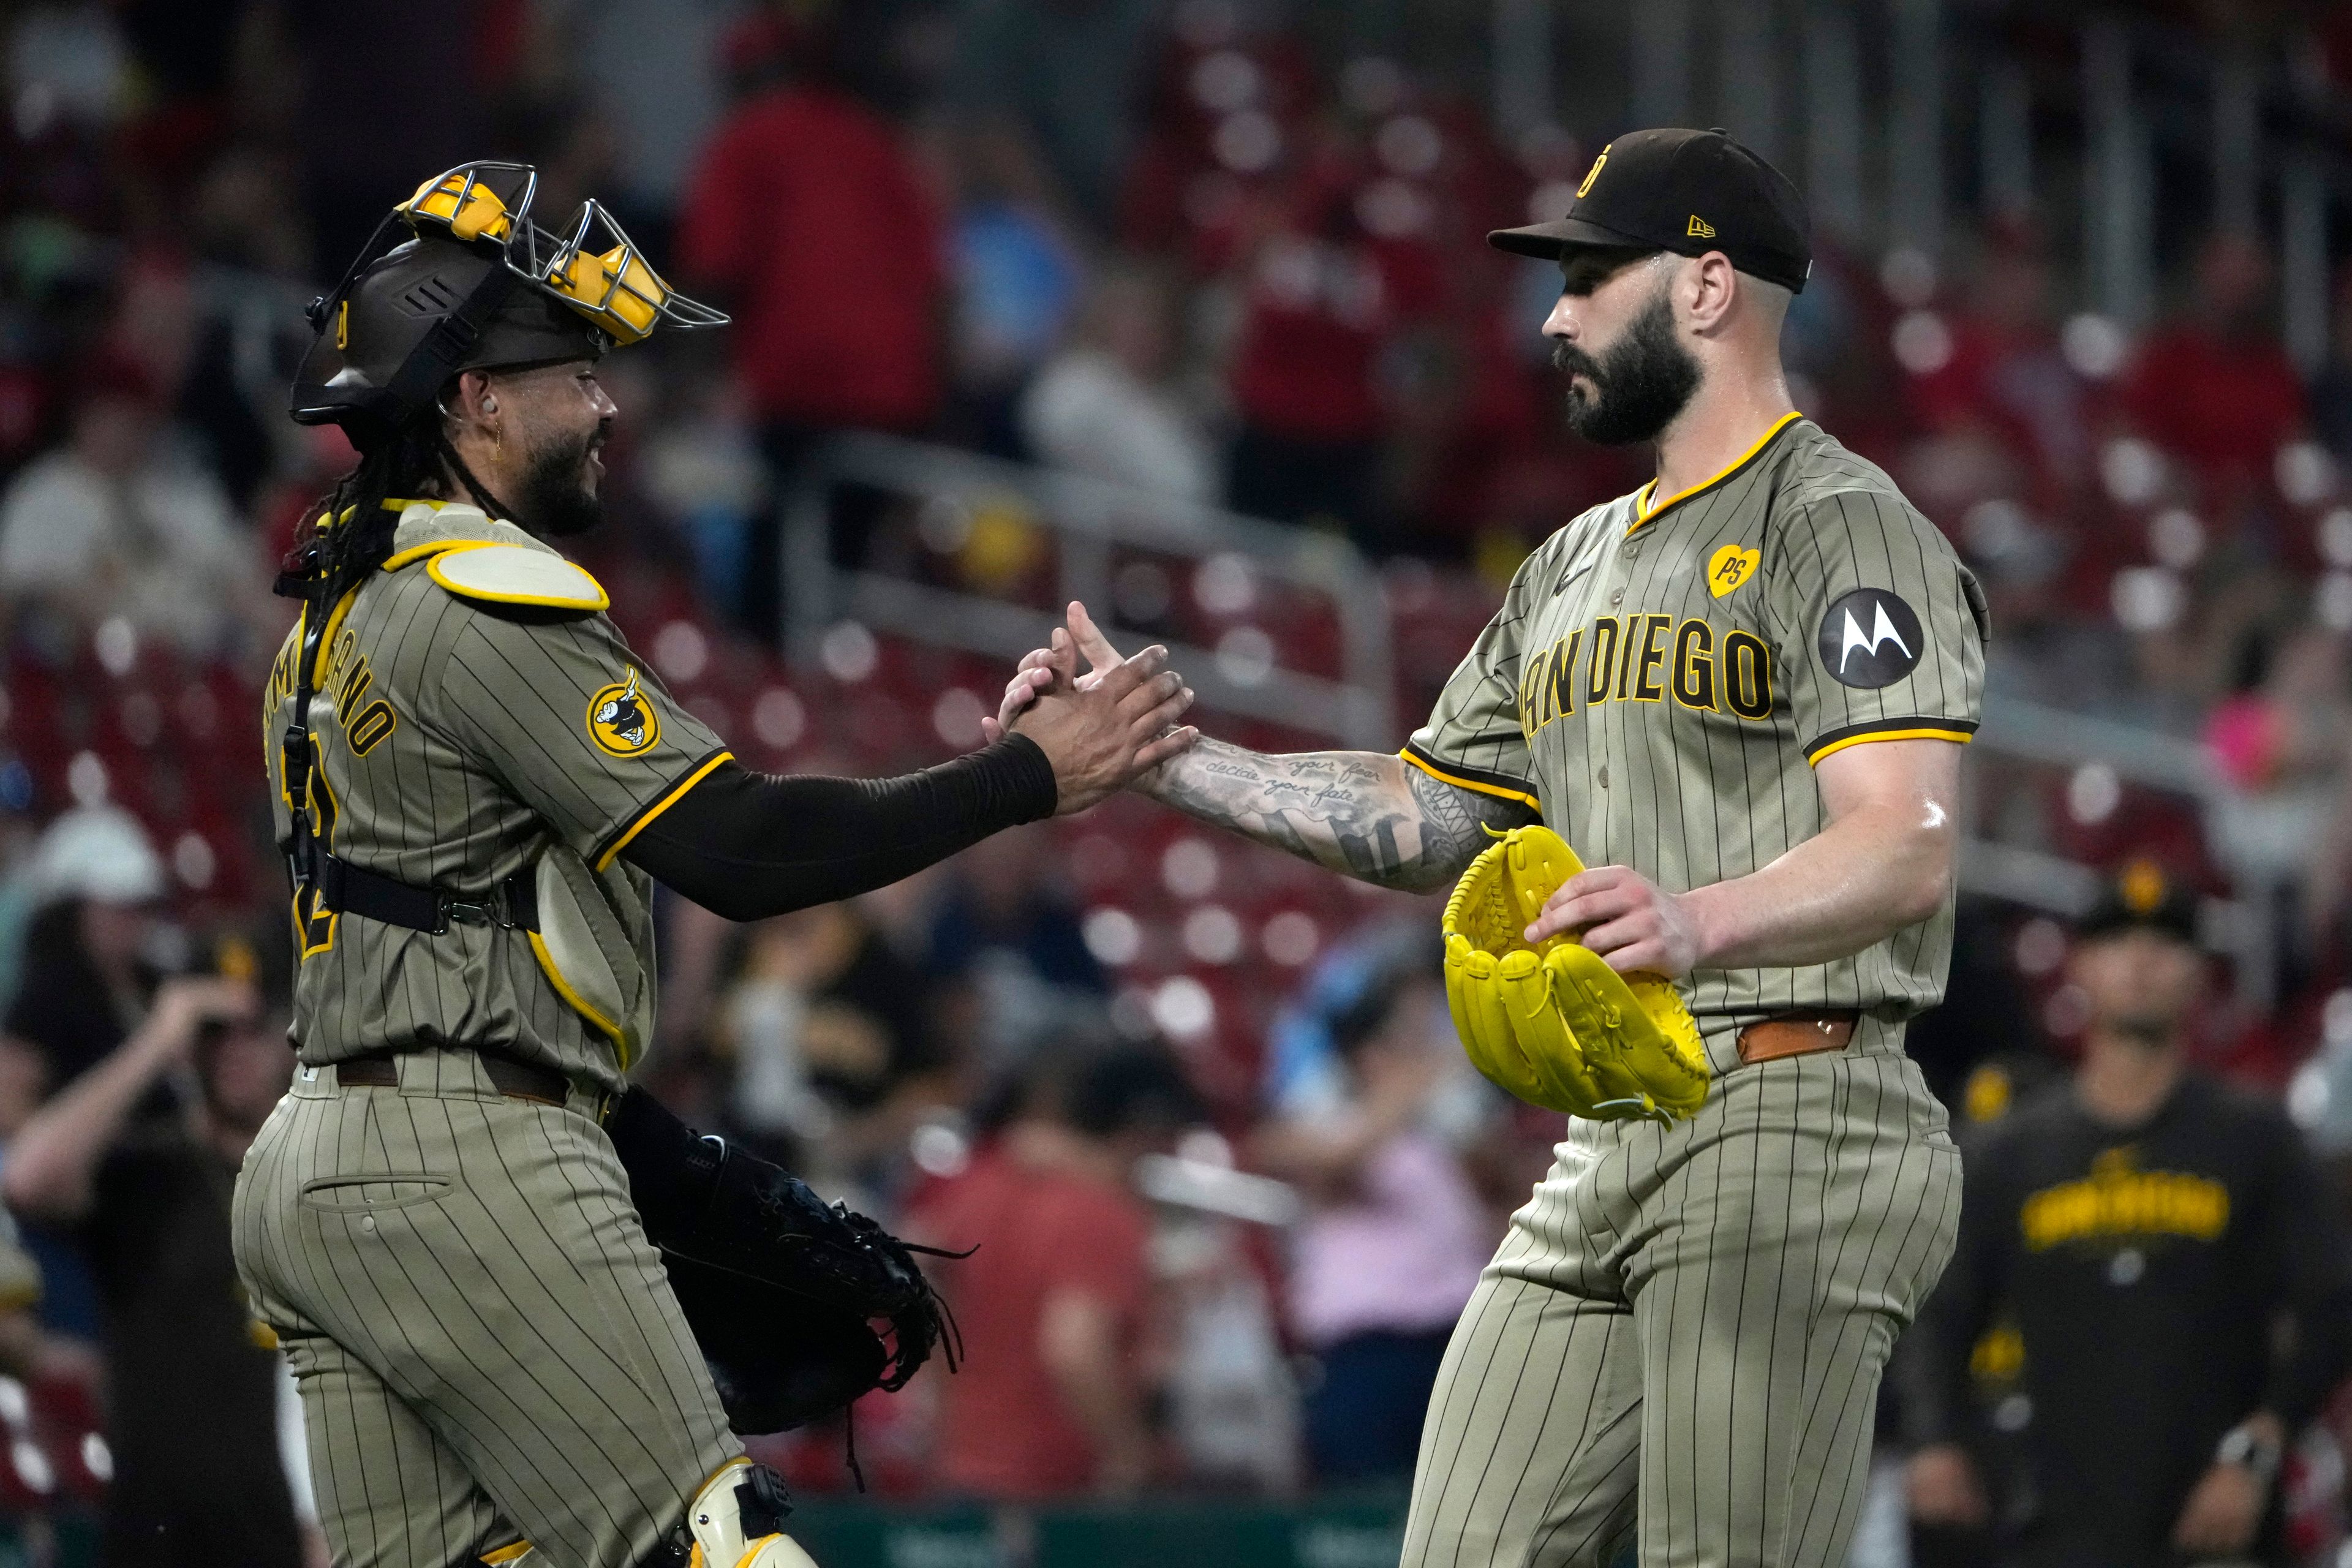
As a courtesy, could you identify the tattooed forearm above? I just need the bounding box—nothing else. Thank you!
[1139,737,1536,892]
[1405,764,1526,875]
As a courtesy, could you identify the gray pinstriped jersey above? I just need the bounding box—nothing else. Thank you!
[262,507,726,1091]
[1405,415,1988,1047]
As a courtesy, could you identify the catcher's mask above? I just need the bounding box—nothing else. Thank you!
[290,160,726,444]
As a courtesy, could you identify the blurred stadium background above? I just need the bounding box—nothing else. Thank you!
[2,0,2352,1564]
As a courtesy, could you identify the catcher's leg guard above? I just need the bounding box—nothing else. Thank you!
[683,1459,817,1568]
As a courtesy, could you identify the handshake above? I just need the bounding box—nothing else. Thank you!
[993,600,1197,816]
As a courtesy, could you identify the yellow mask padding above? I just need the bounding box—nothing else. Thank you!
[546,244,669,344]
[401,173,514,244]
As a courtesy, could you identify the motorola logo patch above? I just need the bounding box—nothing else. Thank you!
[1817,589,1923,689]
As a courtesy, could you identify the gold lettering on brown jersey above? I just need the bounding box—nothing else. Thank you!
[290,763,340,959]
[1585,618,1621,706]
[333,658,372,714]
[265,637,298,714]
[1722,629,1774,718]
[346,700,398,757]
[1631,615,1672,702]
[317,640,401,759]
[1519,628,1586,741]
[1672,620,1716,710]
[1613,614,1643,701]
[1518,655,1548,737]
[1521,616,1771,725]
[1551,629,1581,719]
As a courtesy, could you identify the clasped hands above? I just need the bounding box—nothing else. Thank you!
[992,601,1705,978]
[1000,601,1199,816]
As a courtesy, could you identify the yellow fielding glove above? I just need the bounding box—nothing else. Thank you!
[1439,825,1710,1124]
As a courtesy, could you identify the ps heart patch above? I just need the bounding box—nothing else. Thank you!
[1706,545,1760,598]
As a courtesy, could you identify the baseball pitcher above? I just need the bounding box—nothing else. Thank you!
[995,127,1984,1566]
[239,162,1194,1568]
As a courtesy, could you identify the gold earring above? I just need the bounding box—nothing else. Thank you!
[491,424,502,459]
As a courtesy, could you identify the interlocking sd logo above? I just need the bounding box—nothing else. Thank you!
[1817,589,1924,688]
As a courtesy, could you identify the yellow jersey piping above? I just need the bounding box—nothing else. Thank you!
[594,750,734,872]
[313,586,361,675]
[1629,410,1804,533]
[1398,747,1543,811]
[1805,725,1976,766]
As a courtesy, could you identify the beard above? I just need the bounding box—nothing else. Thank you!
[512,423,608,538]
[1550,288,1703,446]
[2104,1007,2182,1047]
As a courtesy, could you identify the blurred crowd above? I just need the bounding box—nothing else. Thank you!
[0,0,2349,1564]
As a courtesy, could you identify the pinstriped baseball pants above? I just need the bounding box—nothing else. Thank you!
[231,1052,740,1568]
[1401,1044,1962,1568]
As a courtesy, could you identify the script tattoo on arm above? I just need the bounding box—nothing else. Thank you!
[1139,736,1536,892]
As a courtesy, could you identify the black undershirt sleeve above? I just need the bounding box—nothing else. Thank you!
[622,736,1058,921]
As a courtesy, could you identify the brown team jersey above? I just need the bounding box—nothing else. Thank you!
[1406,414,1988,1063]
[263,502,729,1092]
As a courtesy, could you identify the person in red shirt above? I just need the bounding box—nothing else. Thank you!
[907,1041,1200,1498]
[676,15,948,637]
[1223,164,1444,549]
[2120,231,2309,491]
[1904,226,2090,503]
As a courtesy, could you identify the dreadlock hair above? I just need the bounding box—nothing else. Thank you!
[275,398,511,606]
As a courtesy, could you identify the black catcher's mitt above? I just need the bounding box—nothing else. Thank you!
[606,1088,961,1436]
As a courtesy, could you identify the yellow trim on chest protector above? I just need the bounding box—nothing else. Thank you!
[424,543,609,611]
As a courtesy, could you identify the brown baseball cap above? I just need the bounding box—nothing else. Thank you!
[1490,127,1811,293]
[2077,858,2200,945]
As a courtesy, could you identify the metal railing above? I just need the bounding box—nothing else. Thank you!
[1967,698,2272,1008]
[780,434,1396,749]
[1976,700,2221,801]
[782,435,2277,1000]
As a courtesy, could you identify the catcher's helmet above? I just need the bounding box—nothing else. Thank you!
[292,162,726,445]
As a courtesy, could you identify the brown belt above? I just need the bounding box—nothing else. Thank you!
[1736,1012,1857,1066]
[333,1049,573,1107]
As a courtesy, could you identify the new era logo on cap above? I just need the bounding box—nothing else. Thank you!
[1488,127,1811,294]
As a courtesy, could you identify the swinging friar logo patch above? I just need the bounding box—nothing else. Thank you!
[587,669,661,756]
[1817,589,1924,689]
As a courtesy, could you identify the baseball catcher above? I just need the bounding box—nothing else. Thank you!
[237,162,1196,1568]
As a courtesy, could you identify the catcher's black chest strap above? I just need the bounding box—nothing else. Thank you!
[318,853,540,935]
[283,575,537,941]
